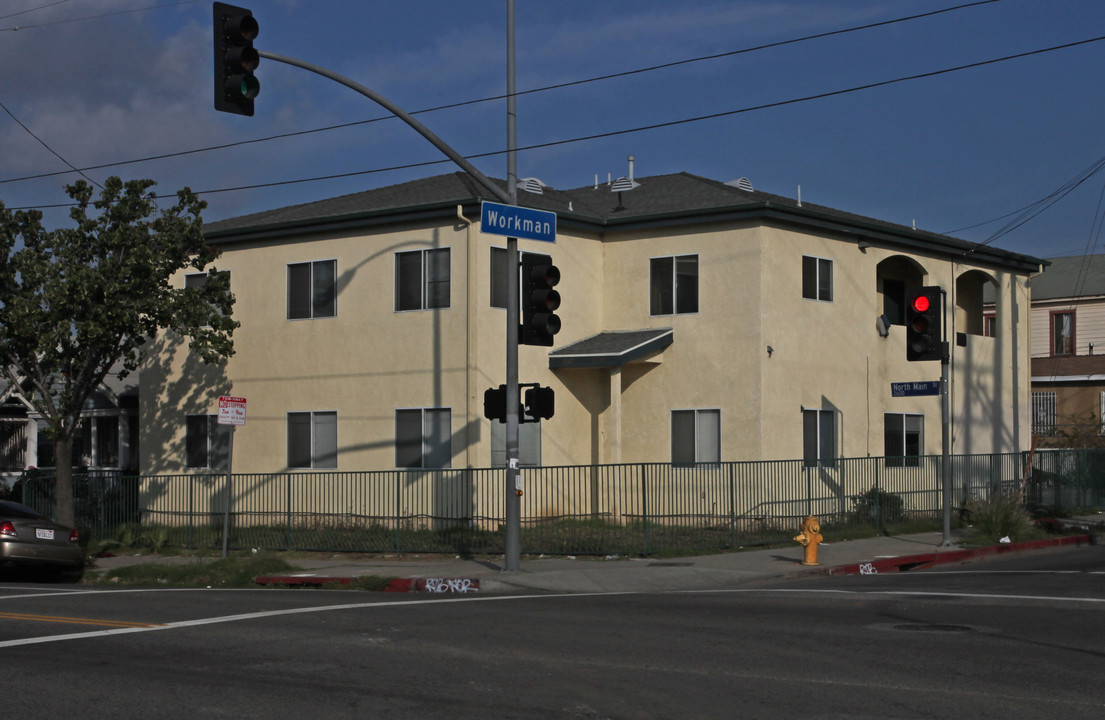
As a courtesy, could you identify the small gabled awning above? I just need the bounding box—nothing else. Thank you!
[549,328,673,369]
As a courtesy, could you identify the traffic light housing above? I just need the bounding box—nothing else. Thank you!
[523,385,555,422]
[520,252,561,346]
[905,286,943,362]
[213,3,260,116]
[483,385,508,423]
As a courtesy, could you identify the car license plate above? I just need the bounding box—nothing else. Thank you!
[35,528,55,540]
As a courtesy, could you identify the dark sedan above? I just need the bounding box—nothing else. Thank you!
[0,500,84,581]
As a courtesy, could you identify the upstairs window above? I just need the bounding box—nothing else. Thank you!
[650,255,698,316]
[396,248,450,311]
[490,247,509,309]
[1051,311,1075,356]
[288,260,336,319]
[802,256,833,302]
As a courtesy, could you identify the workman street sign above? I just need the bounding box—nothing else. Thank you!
[891,381,941,397]
[481,201,556,243]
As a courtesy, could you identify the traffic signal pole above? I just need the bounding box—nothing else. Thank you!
[941,292,953,547]
[504,0,522,572]
[227,6,525,571]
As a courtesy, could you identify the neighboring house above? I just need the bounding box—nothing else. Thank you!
[1027,254,1105,446]
[139,171,1042,476]
[0,369,139,486]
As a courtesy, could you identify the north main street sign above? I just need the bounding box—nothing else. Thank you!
[891,381,941,397]
[480,201,557,243]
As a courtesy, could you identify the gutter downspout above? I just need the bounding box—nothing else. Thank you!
[457,205,476,470]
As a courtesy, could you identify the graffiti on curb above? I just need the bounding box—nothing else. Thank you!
[422,578,479,593]
[859,563,878,575]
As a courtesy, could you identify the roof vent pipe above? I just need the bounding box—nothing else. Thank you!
[798,185,802,207]
[628,155,635,182]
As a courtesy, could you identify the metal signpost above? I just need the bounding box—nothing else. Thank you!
[217,395,246,558]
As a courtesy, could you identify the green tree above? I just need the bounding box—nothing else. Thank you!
[0,178,237,526]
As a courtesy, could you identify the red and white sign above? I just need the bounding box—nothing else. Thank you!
[217,396,247,426]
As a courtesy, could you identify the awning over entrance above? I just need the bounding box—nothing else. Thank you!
[549,328,674,369]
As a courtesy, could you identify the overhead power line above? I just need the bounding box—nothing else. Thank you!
[0,0,1006,187]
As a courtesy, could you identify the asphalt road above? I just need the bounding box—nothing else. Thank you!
[2,545,1102,719]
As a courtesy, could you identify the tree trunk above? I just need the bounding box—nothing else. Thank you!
[54,436,76,527]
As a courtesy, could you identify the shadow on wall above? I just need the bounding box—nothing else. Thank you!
[139,333,232,478]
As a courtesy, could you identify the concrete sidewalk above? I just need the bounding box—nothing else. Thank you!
[92,514,1105,594]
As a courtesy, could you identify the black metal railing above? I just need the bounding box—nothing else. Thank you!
[14,450,1105,557]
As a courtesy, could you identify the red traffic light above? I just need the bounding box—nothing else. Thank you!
[911,295,930,313]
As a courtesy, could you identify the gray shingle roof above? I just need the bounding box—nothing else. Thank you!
[549,329,674,369]
[1029,255,1105,301]
[204,171,1045,273]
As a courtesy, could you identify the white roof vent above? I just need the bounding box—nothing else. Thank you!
[726,177,754,192]
[516,177,546,195]
[610,176,640,192]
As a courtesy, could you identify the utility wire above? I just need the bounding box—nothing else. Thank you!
[0,0,1007,186]
[0,0,71,23]
[185,33,1105,200]
[0,97,101,189]
[0,0,200,32]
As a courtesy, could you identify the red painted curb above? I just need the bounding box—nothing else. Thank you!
[254,575,481,592]
[825,534,1092,576]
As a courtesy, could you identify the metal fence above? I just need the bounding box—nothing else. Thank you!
[15,449,1105,557]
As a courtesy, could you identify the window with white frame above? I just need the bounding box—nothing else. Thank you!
[802,408,836,467]
[287,260,336,319]
[287,411,337,469]
[650,255,698,316]
[395,408,451,469]
[884,413,923,467]
[1031,392,1056,436]
[1051,311,1074,356]
[186,415,232,470]
[802,255,833,302]
[490,420,541,467]
[671,409,720,465]
[396,248,450,311]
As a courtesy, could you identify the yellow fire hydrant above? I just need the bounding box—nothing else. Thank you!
[793,515,823,566]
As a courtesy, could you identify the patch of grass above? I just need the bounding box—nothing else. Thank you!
[961,491,1048,546]
[86,553,300,588]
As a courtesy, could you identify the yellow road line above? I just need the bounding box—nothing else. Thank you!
[0,612,162,628]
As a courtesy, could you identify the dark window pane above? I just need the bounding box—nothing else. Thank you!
[650,257,673,315]
[802,410,818,467]
[287,263,312,319]
[396,252,422,311]
[424,409,451,469]
[209,419,231,471]
[675,256,698,313]
[313,260,336,318]
[287,412,313,468]
[186,415,208,468]
[818,258,833,301]
[425,249,450,309]
[96,417,119,467]
[672,410,696,466]
[395,410,423,468]
[819,410,835,466]
[802,256,817,300]
[883,278,905,325]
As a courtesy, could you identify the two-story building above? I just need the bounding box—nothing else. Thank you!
[1028,254,1105,445]
[139,171,1043,476]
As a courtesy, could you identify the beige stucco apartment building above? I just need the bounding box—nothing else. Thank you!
[139,172,1043,476]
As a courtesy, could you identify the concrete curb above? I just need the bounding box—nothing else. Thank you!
[254,573,482,593]
[823,534,1093,577]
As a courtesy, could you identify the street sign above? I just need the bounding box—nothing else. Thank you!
[218,395,247,425]
[891,381,940,397]
[480,201,556,243]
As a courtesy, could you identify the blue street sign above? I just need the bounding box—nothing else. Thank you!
[891,381,941,397]
[480,201,557,243]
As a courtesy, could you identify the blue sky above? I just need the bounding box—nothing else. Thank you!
[1,0,1104,260]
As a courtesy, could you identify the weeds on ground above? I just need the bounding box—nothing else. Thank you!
[961,491,1047,546]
